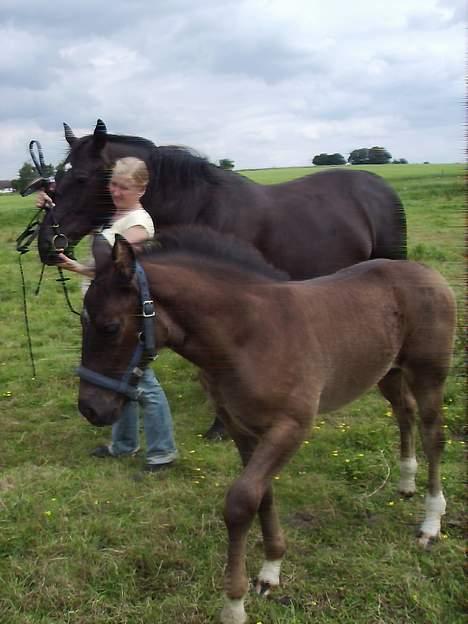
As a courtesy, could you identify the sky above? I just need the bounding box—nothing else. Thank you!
[0,0,465,179]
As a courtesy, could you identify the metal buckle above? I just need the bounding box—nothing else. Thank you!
[142,300,155,317]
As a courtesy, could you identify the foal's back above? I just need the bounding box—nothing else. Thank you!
[282,259,456,413]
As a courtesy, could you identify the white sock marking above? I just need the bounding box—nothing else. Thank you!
[420,491,446,539]
[258,559,282,587]
[220,596,247,624]
[398,457,417,494]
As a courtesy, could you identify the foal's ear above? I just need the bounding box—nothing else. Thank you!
[92,119,108,152]
[92,233,112,273]
[112,234,136,282]
[63,122,77,146]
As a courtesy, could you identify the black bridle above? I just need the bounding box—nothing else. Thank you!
[76,261,157,400]
[18,140,71,256]
[16,140,81,378]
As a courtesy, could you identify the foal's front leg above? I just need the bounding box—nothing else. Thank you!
[255,484,285,595]
[221,418,306,624]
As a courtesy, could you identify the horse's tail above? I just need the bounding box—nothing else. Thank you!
[388,195,407,260]
[370,178,407,261]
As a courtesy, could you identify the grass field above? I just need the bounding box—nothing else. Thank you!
[0,163,465,624]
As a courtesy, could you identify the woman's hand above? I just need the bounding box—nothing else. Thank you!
[36,190,54,209]
[57,253,82,273]
[57,253,94,278]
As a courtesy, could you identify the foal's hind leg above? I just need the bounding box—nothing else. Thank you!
[255,483,286,596]
[408,374,447,546]
[378,368,418,496]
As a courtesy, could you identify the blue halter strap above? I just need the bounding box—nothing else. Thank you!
[76,261,157,400]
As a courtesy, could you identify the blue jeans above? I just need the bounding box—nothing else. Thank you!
[109,367,177,465]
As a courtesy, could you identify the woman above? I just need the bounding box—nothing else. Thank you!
[37,157,177,472]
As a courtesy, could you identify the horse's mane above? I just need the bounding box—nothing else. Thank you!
[139,226,289,282]
[76,133,224,191]
[152,145,222,189]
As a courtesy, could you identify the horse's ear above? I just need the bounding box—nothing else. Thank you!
[92,233,112,274]
[93,119,108,152]
[63,122,77,146]
[112,234,136,282]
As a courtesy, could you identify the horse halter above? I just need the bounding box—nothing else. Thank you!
[76,261,157,401]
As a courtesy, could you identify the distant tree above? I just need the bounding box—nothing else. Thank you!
[329,152,346,165]
[368,146,392,164]
[312,152,345,166]
[219,158,235,170]
[347,148,370,165]
[12,161,58,192]
[392,158,408,164]
[42,163,56,177]
[55,159,67,176]
[14,162,36,192]
[312,153,326,165]
[348,146,392,165]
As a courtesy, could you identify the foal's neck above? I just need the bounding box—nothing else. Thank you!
[144,259,264,365]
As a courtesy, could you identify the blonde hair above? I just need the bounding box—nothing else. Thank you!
[112,157,149,189]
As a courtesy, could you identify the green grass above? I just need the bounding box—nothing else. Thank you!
[0,163,465,623]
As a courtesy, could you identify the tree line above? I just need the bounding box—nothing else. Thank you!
[313,147,408,166]
[11,147,408,192]
[11,160,68,192]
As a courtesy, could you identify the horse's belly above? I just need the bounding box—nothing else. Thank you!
[317,358,396,413]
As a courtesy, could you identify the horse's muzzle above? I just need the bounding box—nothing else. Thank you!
[78,398,121,427]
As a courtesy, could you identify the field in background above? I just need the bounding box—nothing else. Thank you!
[0,164,464,623]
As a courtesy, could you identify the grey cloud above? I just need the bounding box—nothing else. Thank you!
[0,0,464,177]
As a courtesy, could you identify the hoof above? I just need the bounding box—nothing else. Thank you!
[417,530,439,548]
[254,578,273,597]
[398,489,416,499]
[202,422,229,441]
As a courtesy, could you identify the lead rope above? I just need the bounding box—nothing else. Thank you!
[56,266,81,316]
[18,252,37,379]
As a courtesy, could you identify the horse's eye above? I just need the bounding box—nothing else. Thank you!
[102,322,120,336]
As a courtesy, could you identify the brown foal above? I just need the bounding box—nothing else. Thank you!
[77,228,456,624]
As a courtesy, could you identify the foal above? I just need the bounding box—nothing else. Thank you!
[77,228,456,624]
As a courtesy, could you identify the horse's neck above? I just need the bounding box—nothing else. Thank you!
[146,185,215,227]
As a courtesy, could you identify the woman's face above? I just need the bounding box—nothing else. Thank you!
[108,175,144,211]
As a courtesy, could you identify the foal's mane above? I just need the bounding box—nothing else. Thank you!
[139,226,289,282]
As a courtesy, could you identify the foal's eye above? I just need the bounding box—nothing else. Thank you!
[102,322,120,336]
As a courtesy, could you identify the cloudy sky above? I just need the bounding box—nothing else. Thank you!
[1,0,464,178]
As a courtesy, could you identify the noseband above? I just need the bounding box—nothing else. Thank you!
[76,262,157,400]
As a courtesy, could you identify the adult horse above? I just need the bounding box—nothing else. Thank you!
[77,227,455,624]
[38,119,407,438]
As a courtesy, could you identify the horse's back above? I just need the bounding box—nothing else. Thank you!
[253,169,406,279]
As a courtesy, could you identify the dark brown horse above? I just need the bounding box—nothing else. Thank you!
[38,120,406,439]
[77,227,455,624]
